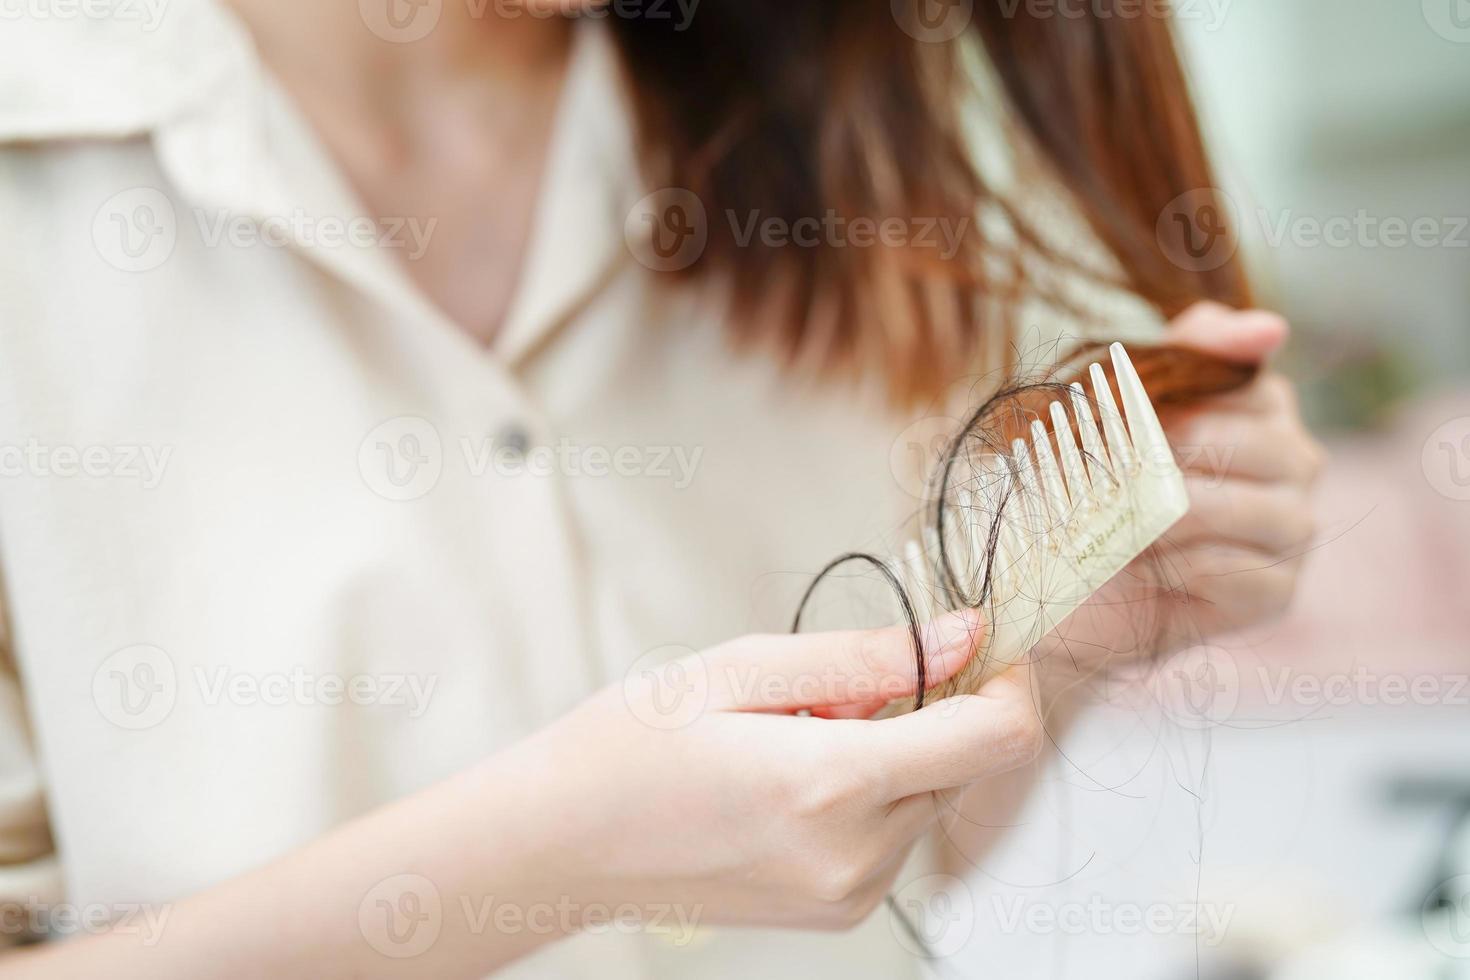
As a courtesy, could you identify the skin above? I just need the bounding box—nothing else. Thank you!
[927,304,1326,871]
[1156,304,1325,637]
[9,612,1039,977]
[1,3,1325,977]
[224,0,577,343]
[798,304,1325,871]
[1031,303,1325,685]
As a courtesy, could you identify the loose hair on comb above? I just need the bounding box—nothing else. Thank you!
[790,342,1256,713]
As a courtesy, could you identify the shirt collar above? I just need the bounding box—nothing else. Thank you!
[0,2,641,369]
[494,19,640,365]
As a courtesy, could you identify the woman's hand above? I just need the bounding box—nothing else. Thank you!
[14,610,1040,980]
[1039,302,1326,681]
[1154,302,1326,639]
[522,609,1037,933]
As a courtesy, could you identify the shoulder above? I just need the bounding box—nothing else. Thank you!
[0,1,250,143]
[0,3,260,297]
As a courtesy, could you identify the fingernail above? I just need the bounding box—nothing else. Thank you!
[1242,311,1289,348]
[926,609,984,670]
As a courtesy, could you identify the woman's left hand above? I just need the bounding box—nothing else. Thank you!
[1156,302,1326,639]
[1041,302,1326,679]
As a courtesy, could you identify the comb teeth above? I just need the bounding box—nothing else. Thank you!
[1050,399,1090,504]
[888,343,1190,709]
[1090,360,1134,474]
[920,524,947,605]
[951,486,981,594]
[976,455,1024,593]
[1009,437,1044,538]
[889,539,936,623]
[1111,342,1169,470]
[1027,420,1070,525]
[1069,381,1108,488]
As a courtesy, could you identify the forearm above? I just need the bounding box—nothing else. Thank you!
[0,612,1048,977]
[2,742,571,980]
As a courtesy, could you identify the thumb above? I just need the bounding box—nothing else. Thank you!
[1166,301,1288,365]
[703,609,985,713]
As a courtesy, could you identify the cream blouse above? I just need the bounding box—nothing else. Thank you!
[0,3,1162,977]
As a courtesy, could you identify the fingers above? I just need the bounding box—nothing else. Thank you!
[848,832,925,910]
[1170,370,1298,419]
[875,794,941,854]
[1169,405,1324,485]
[1165,302,1288,364]
[704,609,985,712]
[1176,544,1305,630]
[798,817,928,931]
[856,665,1044,800]
[1170,476,1317,553]
[810,698,892,721]
[1160,304,1321,483]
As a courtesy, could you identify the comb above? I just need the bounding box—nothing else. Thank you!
[890,343,1190,705]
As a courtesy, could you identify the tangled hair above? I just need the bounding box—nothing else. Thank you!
[610,0,1251,406]
[792,342,1255,712]
[611,1,1261,702]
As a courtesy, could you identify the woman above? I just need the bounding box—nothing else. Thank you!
[0,0,1321,976]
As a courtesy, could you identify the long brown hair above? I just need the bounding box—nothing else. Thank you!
[610,1,1249,405]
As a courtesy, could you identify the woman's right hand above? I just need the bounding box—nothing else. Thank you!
[505,609,1042,934]
[7,610,1042,980]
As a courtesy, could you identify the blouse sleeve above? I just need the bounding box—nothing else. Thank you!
[0,601,62,945]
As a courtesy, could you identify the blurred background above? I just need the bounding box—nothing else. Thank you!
[948,4,1470,978]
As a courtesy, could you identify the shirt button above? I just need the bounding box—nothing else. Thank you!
[496,423,531,460]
